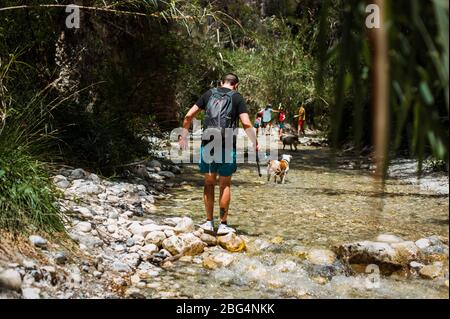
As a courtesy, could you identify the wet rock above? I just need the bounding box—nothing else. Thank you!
[0,269,22,292]
[419,263,443,279]
[210,252,235,267]
[307,249,336,266]
[54,252,67,265]
[217,233,246,253]
[376,234,404,244]
[29,235,47,248]
[158,171,176,179]
[335,241,398,266]
[22,287,41,299]
[144,231,166,247]
[174,217,194,233]
[200,233,217,246]
[76,222,92,233]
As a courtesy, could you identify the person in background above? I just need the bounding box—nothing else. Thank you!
[278,106,287,140]
[254,113,262,136]
[262,104,274,136]
[295,103,306,136]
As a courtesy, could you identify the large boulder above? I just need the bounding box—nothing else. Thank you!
[162,234,206,256]
[217,233,246,252]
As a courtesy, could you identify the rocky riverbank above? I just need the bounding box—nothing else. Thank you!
[0,158,248,299]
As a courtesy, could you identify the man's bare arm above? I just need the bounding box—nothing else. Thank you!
[239,112,258,150]
[180,105,201,149]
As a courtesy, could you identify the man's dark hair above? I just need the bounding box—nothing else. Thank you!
[222,73,239,85]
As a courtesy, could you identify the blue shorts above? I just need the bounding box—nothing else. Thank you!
[279,122,285,129]
[199,146,237,176]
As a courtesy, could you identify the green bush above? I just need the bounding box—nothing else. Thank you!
[0,55,64,233]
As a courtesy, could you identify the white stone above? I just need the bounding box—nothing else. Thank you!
[107,225,118,234]
[0,269,22,291]
[22,287,41,299]
[76,222,92,233]
[29,235,47,248]
[415,238,431,250]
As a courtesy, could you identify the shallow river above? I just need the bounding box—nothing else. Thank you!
[146,135,449,299]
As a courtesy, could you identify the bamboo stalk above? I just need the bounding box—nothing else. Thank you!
[370,0,390,182]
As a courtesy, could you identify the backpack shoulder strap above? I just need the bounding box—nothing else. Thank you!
[226,90,236,98]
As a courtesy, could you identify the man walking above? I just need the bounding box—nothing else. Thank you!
[179,73,258,235]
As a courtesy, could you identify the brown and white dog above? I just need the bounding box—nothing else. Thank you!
[267,154,293,184]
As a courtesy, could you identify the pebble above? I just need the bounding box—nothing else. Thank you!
[107,224,118,233]
[76,222,92,233]
[0,269,22,291]
[54,252,68,265]
[112,261,132,273]
[29,235,48,248]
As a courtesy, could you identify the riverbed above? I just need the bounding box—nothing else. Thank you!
[146,134,449,299]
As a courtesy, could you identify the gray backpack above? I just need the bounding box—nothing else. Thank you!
[204,88,236,133]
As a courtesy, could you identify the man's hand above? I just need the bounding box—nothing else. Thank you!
[180,105,201,150]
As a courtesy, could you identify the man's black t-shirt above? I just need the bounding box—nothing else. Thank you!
[196,87,248,149]
[196,87,248,125]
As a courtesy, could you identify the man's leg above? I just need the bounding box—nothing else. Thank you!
[218,176,232,223]
[204,173,217,222]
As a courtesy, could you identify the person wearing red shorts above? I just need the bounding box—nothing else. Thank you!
[296,104,306,136]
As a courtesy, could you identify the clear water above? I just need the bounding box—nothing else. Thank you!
[146,135,449,299]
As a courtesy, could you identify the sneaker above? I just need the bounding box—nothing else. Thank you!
[198,220,214,233]
[217,223,236,235]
